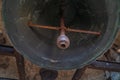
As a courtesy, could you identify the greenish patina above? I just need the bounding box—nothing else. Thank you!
[2,0,120,70]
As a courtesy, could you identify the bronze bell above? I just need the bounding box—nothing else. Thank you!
[2,0,120,70]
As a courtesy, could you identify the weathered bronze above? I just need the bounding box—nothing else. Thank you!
[2,0,120,70]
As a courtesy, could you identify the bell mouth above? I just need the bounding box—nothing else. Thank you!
[3,0,119,70]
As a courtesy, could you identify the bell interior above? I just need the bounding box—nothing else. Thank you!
[20,0,107,49]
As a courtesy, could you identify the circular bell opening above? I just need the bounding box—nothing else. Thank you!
[3,0,119,70]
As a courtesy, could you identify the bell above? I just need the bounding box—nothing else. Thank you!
[2,0,120,70]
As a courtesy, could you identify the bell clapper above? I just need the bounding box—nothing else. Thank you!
[57,18,70,49]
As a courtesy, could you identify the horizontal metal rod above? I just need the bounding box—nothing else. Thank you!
[28,21,100,35]
[0,77,17,80]
[0,45,14,56]
[0,45,14,52]
[28,21,59,30]
[67,28,100,35]
[88,60,120,72]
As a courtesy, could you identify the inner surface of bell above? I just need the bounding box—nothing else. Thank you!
[21,0,107,50]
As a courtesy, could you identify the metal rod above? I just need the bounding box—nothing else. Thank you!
[28,21,100,35]
[67,28,100,35]
[72,67,86,80]
[0,45,14,56]
[57,18,70,49]
[60,18,66,35]
[28,21,59,30]
[88,60,120,72]
[0,78,17,80]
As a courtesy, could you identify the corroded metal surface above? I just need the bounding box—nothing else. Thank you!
[2,0,120,70]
